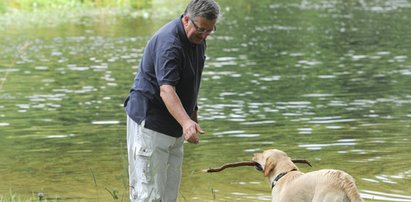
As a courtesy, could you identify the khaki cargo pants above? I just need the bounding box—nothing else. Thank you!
[127,115,184,202]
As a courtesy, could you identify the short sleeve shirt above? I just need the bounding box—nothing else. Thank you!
[124,16,206,137]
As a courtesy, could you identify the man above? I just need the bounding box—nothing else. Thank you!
[124,0,220,201]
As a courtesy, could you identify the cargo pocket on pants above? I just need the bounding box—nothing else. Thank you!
[135,145,153,184]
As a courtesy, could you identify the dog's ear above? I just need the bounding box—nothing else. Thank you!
[263,157,275,177]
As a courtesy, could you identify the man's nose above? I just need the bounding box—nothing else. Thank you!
[200,32,210,39]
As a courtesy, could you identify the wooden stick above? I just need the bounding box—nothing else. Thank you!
[292,159,312,167]
[203,159,312,173]
[203,161,258,173]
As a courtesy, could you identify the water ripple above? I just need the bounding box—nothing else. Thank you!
[91,120,120,125]
[46,134,76,139]
[361,190,411,202]
[0,122,10,126]
[299,139,358,150]
[309,117,357,124]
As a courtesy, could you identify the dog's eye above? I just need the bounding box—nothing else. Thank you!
[255,164,263,171]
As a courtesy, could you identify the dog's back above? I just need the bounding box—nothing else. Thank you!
[253,149,363,202]
[278,169,363,202]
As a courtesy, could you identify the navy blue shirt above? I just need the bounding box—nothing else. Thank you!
[124,16,206,137]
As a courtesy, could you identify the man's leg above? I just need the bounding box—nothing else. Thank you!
[127,115,180,201]
[127,116,168,201]
[127,115,148,201]
[164,136,184,201]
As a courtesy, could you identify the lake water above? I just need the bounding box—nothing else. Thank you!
[1,0,410,201]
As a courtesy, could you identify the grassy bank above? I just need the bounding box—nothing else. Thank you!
[0,0,152,12]
[0,0,162,29]
[0,192,46,202]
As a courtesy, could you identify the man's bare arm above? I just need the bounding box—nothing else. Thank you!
[160,84,204,143]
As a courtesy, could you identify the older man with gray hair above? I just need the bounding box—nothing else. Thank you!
[124,0,220,201]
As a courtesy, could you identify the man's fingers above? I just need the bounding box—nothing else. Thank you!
[196,125,205,134]
[182,122,203,144]
[187,134,199,144]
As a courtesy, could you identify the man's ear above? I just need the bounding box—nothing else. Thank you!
[182,15,190,27]
[264,157,275,177]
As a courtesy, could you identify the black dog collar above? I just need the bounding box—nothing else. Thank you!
[271,169,297,189]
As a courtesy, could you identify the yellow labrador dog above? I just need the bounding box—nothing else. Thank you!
[252,149,363,202]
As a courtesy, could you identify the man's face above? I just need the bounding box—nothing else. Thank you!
[183,15,217,45]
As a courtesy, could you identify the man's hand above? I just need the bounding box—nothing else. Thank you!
[182,119,204,144]
[160,84,205,143]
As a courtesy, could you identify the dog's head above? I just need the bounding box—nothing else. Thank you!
[252,149,312,177]
[252,149,290,176]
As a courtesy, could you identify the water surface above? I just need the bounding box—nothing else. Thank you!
[1,0,410,201]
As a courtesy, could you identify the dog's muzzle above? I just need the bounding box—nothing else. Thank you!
[255,163,263,172]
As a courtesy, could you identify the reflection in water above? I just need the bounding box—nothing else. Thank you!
[0,0,411,201]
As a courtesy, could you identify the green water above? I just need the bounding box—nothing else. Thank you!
[1,0,410,201]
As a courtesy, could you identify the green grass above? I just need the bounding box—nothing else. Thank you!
[0,0,152,13]
[0,169,127,202]
[0,0,157,29]
[0,192,47,202]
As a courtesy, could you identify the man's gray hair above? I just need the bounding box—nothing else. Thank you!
[184,0,220,20]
